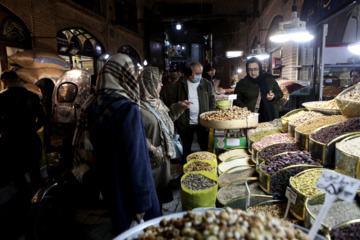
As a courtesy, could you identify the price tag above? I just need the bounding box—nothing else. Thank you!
[226,138,240,146]
[284,187,297,219]
[228,94,237,100]
[245,181,251,209]
[308,170,360,240]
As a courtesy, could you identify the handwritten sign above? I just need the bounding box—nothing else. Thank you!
[228,94,237,100]
[284,187,297,219]
[316,170,360,202]
[245,181,251,209]
[308,170,360,240]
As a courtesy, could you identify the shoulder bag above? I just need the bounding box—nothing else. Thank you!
[142,101,183,159]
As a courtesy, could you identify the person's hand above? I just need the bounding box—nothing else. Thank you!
[135,212,145,223]
[178,100,193,109]
[266,90,274,101]
[150,145,164,160]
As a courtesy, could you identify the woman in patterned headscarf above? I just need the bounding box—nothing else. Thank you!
[138,67,191,208]
[72,53,161,236]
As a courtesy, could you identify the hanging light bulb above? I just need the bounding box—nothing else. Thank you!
[176,23,182,30]
[143,60,148,66]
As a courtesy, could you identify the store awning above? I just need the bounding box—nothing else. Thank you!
[300,0,355,26]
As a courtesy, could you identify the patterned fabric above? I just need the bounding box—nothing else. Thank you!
[72,53,139,178]
[138,67,175,158]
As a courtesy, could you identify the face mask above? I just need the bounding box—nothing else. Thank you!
[193,75,201,82]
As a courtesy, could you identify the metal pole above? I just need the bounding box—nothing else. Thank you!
[319,24,328,101]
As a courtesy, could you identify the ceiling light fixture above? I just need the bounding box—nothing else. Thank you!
[226,51,243,58]
[270,0,314,43]
[176,23,182,30]
[247,45,270,61]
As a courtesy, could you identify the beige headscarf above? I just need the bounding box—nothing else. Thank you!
[138,67,175,158]
[72,53,139,180]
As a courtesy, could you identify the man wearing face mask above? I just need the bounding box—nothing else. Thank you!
[175,62,215,165]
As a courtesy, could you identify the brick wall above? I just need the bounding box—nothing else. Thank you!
[0,0,144,58]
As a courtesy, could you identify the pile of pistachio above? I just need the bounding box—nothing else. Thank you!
[134,208,310,240]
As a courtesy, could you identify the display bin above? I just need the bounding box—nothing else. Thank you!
[304,193,356,239]
[288,168,328,221]
[247,127,282,156]
[181,171,218,211]
[252,135,295,173]
[186,151,217,167]
[281,108,308,133]
[309,126,360,168]
[335,84,360,118]
[335,134,360,179]
[217,156,254,175]
[246,199,301,225]
[216,179,265,207]
[183,159,217,177]
[295,128,311,151]
[218,148,250,162]
[224,195,273,210]
[199,111,259,129]
[288,123,297,137]
[218,166,257,188]
[256,142,302,173]
[259,156,322,196]
[329,219,360,240]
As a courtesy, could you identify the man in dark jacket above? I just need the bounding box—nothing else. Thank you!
[0,70,46,239]
[202,65,214,86]
[175,62,215,164]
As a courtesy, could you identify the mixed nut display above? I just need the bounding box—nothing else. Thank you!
[126,95,360,239]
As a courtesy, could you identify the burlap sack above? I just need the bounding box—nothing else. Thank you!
[17,68,63,84]
[9,50,69,70]
[24,83,42,97]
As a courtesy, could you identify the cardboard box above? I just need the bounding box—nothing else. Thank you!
[214,137,247,149]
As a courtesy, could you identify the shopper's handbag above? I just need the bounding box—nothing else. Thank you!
[171,132,183,159]
[254,89,261,113]
[143,101,183,159]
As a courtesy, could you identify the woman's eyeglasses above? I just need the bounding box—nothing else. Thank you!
[351,74,360,78]
[248,68,259,72]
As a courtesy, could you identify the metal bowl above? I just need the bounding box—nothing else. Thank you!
[302,101,341,115]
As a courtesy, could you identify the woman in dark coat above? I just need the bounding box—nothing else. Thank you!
[72,54,161,236]
[234,57,283,122]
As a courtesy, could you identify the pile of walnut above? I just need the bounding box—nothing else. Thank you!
[201,106,252,121]
[134,208,309,240]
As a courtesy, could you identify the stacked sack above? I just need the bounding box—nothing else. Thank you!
[9,50,69,96]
